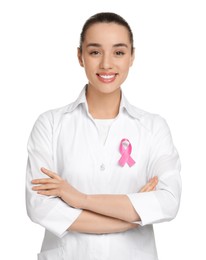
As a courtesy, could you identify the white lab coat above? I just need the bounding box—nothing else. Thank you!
[26,86,181,260]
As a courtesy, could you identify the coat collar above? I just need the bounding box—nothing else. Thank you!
[64,85,146,120]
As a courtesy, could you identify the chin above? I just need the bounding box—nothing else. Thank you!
[99,87,120,95]
[93,84,120,94]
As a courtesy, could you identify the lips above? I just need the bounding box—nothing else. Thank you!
[96,73,118,83]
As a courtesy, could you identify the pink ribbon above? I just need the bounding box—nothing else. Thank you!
[118,138,136,167]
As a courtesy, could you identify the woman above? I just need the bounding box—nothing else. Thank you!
[26,12,181,260]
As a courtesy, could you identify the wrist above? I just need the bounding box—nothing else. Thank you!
[80,193,88,209]
[70,192,88,209]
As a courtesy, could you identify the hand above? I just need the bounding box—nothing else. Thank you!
[139,176,158,192]
[32,168,158,208]
[32,167,86,209]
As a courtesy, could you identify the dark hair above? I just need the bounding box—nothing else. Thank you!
[79,12,134,54]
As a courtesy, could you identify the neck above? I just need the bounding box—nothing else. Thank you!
[86,86,121,119]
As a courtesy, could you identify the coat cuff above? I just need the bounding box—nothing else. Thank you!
[127,192,164,226]
[40,201,82,238]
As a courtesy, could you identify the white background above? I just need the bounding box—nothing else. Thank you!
[0,0,206,259]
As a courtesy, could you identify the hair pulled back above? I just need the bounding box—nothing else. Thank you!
[79,12,134,54]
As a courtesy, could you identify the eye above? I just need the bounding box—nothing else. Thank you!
[90,50,101,56]
[115,51,125,56]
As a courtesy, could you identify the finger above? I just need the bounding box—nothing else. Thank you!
[41,167,62,180]
[139,180,153,192]
[140,183,151,192]
[32,178,59,184]
[139,177,158,192]
[32,183,58,191]
[145,177,158,192]
[37,189,59,196]
[149,177,158,191]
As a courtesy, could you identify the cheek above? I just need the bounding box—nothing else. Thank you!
[84,64,94,75]
[120,62,131,74]
[118,57,132,68]
[84,66,97,82]
[84,60,98,74]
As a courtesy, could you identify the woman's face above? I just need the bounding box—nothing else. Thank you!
[78,22,135,94]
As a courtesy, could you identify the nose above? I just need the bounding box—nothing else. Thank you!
[99,53,113,70]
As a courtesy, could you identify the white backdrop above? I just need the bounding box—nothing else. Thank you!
[0,0,206,259]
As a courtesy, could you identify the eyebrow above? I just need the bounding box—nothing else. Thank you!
[86,43,129,48]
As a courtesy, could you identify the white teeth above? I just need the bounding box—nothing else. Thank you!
[99,74,115,79]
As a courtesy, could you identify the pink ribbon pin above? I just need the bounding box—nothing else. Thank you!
[118,138,136,167]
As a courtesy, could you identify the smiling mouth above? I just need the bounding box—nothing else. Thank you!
[96,73,118,83]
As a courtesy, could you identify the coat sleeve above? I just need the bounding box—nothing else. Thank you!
[26,112,82,238]
[127,115,182,225]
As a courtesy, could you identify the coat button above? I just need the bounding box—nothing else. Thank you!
[100,163,105,171]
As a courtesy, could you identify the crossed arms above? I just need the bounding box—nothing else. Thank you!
[31,167,158,234]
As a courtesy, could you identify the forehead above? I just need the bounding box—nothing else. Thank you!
[84,22,131,45]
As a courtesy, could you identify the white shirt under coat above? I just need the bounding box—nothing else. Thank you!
[26,85,181,260]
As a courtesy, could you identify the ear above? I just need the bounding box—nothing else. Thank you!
[130,48,135,67]
[77,47,84,67]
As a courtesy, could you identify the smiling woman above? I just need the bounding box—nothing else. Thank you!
[26,12,181,260]
[78,22,134,100]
